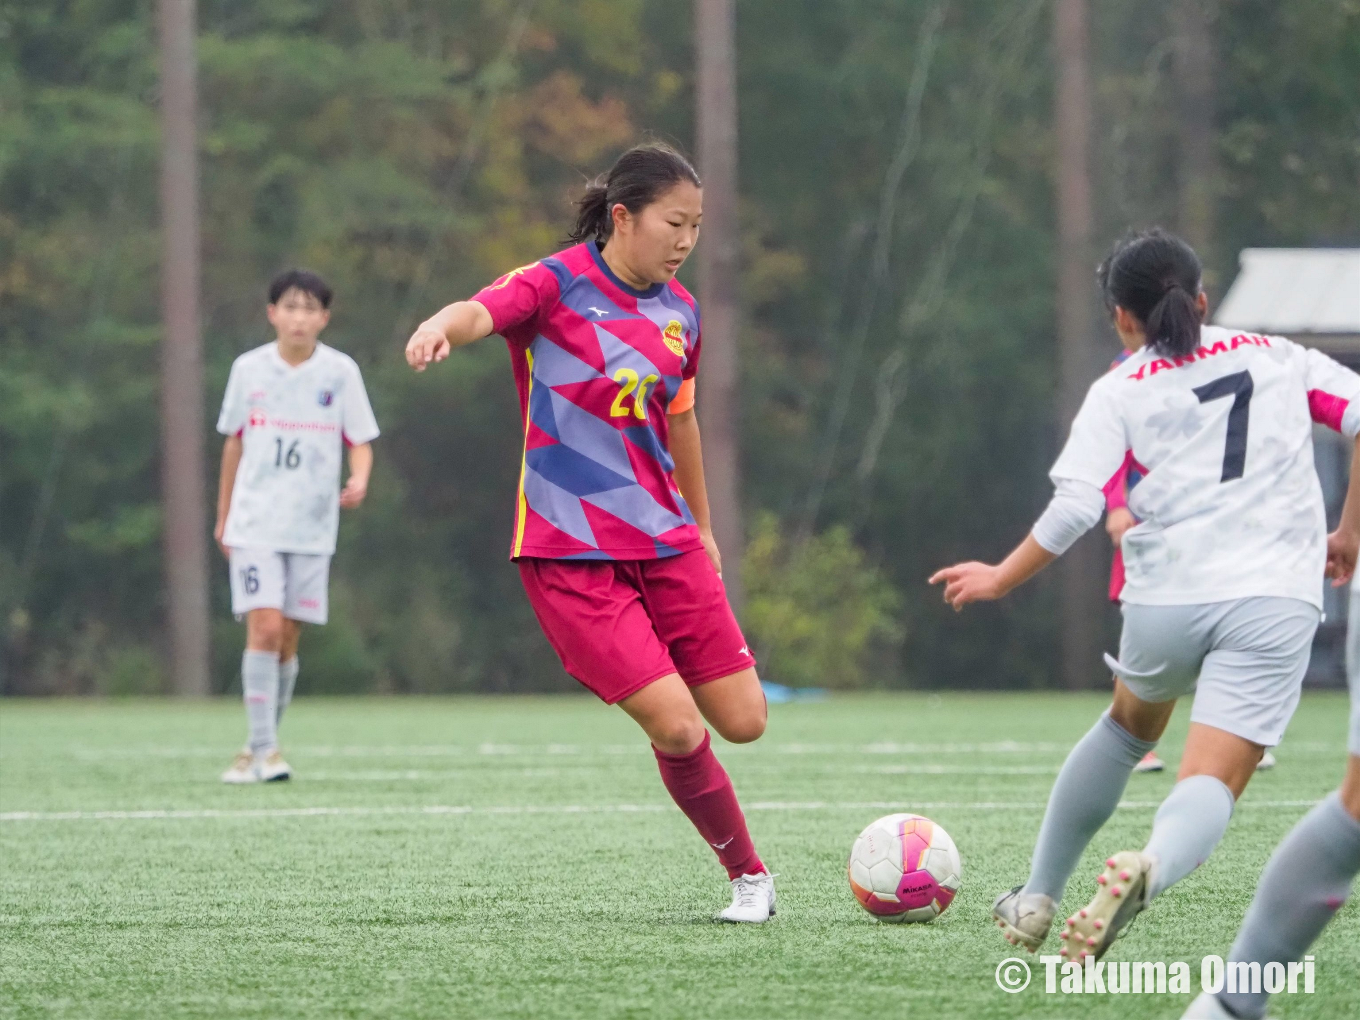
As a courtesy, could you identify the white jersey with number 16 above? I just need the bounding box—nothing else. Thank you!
[217,343,380,556]
[1052,324,1360,609]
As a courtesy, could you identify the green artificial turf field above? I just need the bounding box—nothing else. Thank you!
[2,692,1356,1019]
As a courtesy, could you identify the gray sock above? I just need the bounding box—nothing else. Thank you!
[1022,711,1158,901]
[242,650,280,755]
[1219,792,1360,1020]
[1143,774,1235,899]
[277,656,299,727]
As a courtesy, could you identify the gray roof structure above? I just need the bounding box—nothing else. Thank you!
[1214,248,1360,359]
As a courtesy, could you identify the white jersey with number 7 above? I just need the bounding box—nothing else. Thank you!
[1053,324,1360,609]
[217,343,380,556]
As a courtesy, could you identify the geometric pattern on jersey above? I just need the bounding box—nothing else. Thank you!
[473,242,705,561]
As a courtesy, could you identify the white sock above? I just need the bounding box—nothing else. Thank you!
[1143,774,1235,899]
[277,656,299,727]
[1219,792,1360,1019]
[1022,712,1157,901]
[242,650,280,755]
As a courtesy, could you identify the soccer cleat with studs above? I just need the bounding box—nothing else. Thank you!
[1058,851,1153,962]
[716,872,777,923]
[991,885,1056,952]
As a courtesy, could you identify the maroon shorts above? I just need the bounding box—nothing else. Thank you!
[518,550,756,704]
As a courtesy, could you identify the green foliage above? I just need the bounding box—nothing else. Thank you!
[2,0,1358,694]
[743,513,902,689]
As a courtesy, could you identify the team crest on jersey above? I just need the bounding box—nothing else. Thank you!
[318,389,334,407]
[248,408,267,428]
[662,320,686,357]
[487,262,540,291]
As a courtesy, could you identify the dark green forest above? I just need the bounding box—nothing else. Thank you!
[3,0,1358,695]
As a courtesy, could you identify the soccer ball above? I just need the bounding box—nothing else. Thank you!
[848,813,962,923]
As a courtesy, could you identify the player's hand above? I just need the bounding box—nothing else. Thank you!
[1105,507,1136,548]
[700,527,722,578]
[213,519,229,561]
[928,561,1004,612]
[406,324,451,371]
[339,476,368,509]
[1325,527,1359,587]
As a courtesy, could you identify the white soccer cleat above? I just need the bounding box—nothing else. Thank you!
[1133,751,1166,773]
[1059,850,1153,963]
[716,872,776,923]
[1256,750,1277,771]
[991,886,1056,952]
[220,750,259,784]
[257,750,292,782]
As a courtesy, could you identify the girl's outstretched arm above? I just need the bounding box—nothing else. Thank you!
[929,535,1057,611]
[405,300,495,371]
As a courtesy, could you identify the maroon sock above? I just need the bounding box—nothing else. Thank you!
[653,730,764,880]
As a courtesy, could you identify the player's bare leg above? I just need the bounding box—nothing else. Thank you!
[620,672,774,922]
[997,682,1172,951]
[690,666,766,745]
[619,671,707,753]
[1122,675,1171,773]
[1062,722,1259,961]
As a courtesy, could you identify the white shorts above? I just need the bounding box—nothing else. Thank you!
[228,548,330,625]
[1107,597,1319,748]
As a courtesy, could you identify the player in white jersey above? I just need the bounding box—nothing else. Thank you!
[214,270,380,783]
[929,229,1360,961]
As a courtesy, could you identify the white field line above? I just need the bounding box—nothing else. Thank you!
[0,799,1323,824]
[51,741,1083,760]
[42,739,1349,761]
[295,764,1064,781]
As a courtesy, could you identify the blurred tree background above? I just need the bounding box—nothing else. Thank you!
[2,0,1358,695]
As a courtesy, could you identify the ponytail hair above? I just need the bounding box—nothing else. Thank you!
[1096,228,1205,358]
[568,142,701,246]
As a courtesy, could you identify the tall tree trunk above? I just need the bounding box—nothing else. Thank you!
[695,0,744,608]
[158,0,210,696]
[1054,0,1104,690]
[1171,0,1217,266]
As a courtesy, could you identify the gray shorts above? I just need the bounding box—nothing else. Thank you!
[228,548,330,625]
[1107,597,1319,748]
[1346,586,1360,755]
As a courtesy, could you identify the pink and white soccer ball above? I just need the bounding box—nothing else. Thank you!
[848,813,962,923]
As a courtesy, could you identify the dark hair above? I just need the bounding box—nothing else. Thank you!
[268,268,333,309]
[568,143,701,246]
[1097,229,1203,358]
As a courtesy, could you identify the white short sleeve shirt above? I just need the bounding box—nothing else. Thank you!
[1050,326,1360,610]
[217,342,379,555]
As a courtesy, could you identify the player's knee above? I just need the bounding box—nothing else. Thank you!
[246,612,285,652]
[715,710,766,745]
[649,716,707,755]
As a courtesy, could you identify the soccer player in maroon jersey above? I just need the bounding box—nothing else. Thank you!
[405,143,775,922]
